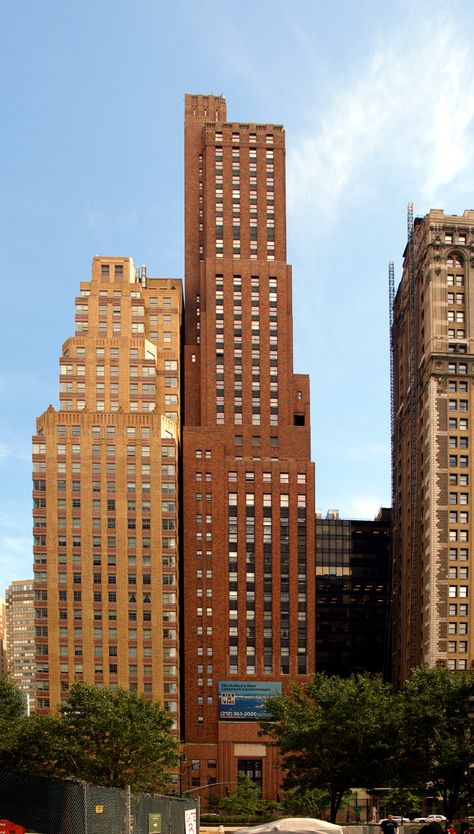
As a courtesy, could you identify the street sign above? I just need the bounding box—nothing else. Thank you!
[148,813,161,833]
[185,808,197,834]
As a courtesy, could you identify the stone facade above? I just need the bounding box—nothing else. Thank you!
[392,210,474,682]
[33,257,182,724]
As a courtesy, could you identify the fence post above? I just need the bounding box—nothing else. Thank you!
[125,784,131,834]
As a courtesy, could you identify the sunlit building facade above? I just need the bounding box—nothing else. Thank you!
[33,257,182,725]
[6,580,35,712]
[392,209,474,683]
[0,597,7,678]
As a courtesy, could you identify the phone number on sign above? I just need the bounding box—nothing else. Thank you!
[219,710,257,718]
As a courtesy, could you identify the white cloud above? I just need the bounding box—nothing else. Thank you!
[420,39,474,200]
[1,536,30,554]
[0,442,29,462]
[343,495,387,520]
[287,14,474,238]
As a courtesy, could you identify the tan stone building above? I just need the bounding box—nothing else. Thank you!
[33,257,182,725]
[6,581,35,712]
[392,209,474,683]
[0,596,7,677]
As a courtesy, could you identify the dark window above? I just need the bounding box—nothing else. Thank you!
[237,759,262,794]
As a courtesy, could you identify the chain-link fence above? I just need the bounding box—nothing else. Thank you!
[132,793,199,834]
[84,782,130,834]
[0,769,86,834]
[0,770,199,834]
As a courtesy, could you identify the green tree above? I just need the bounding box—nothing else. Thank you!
[219,773,260,816]
[282,786,332,818]
[260,673,399,822]
[0,676,29,768]
[218,774,278,821]
[399,666,474,820]
[59,683,178,791]
[0,678,68,777]
[0,676,25,722]
[0,713,68,777]
[381,788,423,819]
[0,683,178,791]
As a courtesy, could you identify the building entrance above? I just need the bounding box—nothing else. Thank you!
[237,759,263,794]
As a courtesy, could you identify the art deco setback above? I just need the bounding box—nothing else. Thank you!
[182,94,315,798]
[33,257,182,727]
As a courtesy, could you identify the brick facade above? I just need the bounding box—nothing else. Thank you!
[33,257,182,726]
[182,94,315,798]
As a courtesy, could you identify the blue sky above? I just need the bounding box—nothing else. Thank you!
[1,0,474,591]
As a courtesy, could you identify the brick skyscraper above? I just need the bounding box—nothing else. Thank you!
[182,94,315,797]
[33,257,182,722]
[392,209,474,683]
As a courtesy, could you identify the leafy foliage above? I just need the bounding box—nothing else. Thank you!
[0,676,32,767]
[219,774,262,817]
[0,680,178,792]
[218,774,281,822]
[59,683,178,791]
[260,673,398,821]
[281,786,333,818]
[261,668,474,822]
[0,676,26,722]
[0,714,68,777]
[381,787,423,819]
[2,666,474,815]
[398,666,474,820]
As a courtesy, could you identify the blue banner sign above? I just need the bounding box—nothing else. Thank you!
[218,680,282,721]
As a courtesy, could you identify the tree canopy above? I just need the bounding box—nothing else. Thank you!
[0,676,26,722]
[398,666,474,820]
[261,668,474,821]
[381,787,423,820]
[3,667,474,814]
[280,786,333,819]
[218,774,263,819]
[0,676,31,765]
[0,681,178,793]
[1,712,68,778]
[260,673,398,821]
[59,682,178,791]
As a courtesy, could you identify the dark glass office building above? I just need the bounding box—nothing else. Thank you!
[315,508,391,678]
